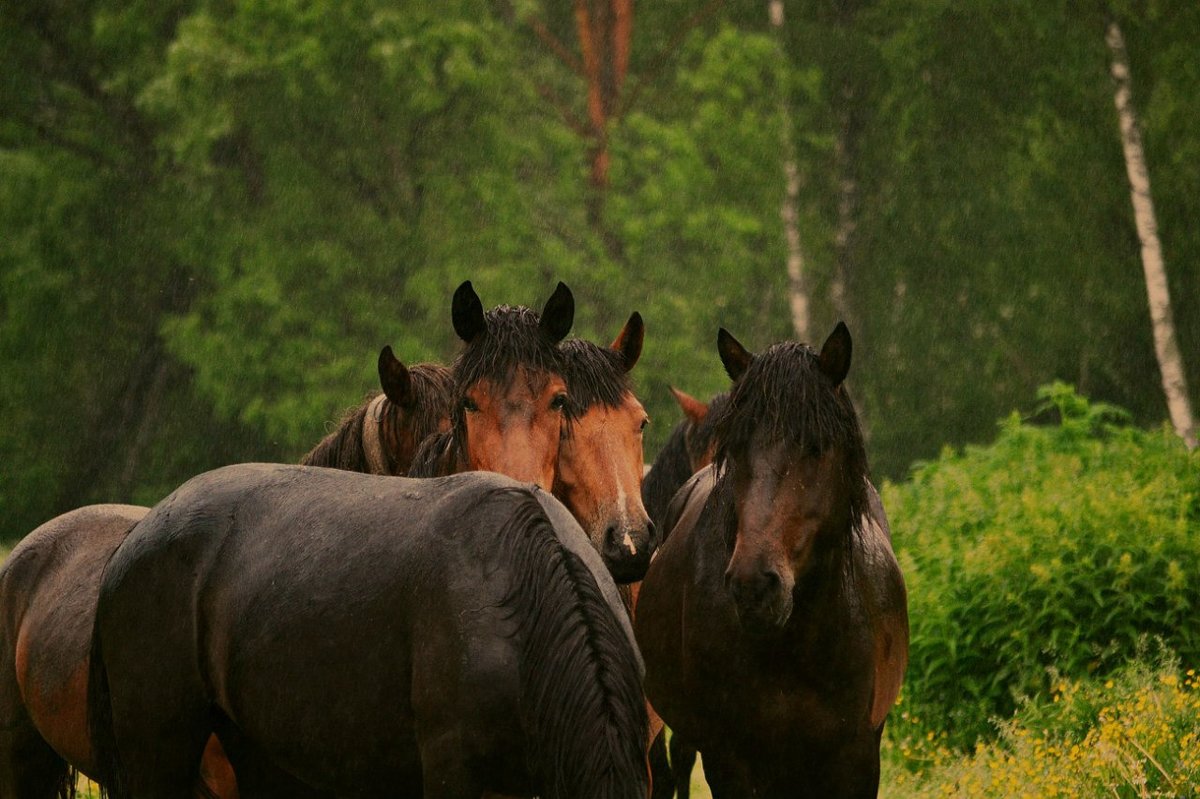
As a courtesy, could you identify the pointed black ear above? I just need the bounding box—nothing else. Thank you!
[717,328,753,382]
[818,321,852,386]
[539,281,574,343]
[451,281,486,343]
[378,345,414,408]
[610,311,644,372]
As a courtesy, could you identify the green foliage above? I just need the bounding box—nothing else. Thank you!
[883,657,1200,798]
[886,385,1200,749]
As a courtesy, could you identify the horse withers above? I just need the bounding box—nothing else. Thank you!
[633,324,909,798]
[87,465,649,799]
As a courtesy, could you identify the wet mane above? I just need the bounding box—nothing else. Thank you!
[301,363,453,474]
[558,338,632,418]
[711,342,869,526]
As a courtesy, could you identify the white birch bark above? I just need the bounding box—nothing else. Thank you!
[770,0,811,343]
[1107,20,1197,450]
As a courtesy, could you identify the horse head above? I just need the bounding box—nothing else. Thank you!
[712,323,868,633]
[449,280,574,490]
[555,313,655,583]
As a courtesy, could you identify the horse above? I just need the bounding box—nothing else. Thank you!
[408,280,575,489]
[640,388,728,536]
[411,283,654,584]
[301,345,453,474]
[0,347,452,799]
[632,323,909,798]
[86,465,649,799]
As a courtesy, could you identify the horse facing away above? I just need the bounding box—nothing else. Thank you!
[633,323,909,799]
[411,283,655,584]
[87,465,649,799]
[0,347,450,799]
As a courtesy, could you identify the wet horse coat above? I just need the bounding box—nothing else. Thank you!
[633,325,908,798]
[88,465,648,799]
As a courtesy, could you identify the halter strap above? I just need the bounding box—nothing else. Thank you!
[361,394,391,475]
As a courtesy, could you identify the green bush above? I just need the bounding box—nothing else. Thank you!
[884,383,1199,749]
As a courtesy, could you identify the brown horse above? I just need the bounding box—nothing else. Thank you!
[412,286,654,584]
[633,324,909,798]
[0,347,453,799]
[409,280,575,489]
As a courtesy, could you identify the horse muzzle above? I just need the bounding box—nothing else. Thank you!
[602,520,655,584]
[725,565,794,633]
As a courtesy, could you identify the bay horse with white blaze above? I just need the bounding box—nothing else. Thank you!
[87,466,648,799]
[633,323,909,798]
[411,281,654,584]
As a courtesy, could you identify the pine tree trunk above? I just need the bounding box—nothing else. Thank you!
[1106,20,1197,450]
[769,0,811,344]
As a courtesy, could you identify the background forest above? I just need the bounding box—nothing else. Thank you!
[4,2,1200,797]
[2,0,1197,539]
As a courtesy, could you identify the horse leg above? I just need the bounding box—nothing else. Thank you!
[0,717,72,799]
[668,733,698,799]
[647,729,673,799]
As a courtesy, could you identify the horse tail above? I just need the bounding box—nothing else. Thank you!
[495,494,648,799]
[85,601,118,798]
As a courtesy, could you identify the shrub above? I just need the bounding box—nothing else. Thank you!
[884,383,1199,748]
[882,658,1200,798]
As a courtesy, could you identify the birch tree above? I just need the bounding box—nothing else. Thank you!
[769,0,811,343]
[1106,19,1197,450]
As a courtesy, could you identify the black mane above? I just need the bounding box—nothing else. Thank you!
[711,342,869,526]
[301,363,453,474]
[559,338,632,418]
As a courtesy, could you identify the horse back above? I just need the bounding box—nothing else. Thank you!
[0,504,146,776]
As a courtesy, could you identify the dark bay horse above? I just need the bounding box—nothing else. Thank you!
[301,345,453,474]
[87,465,649,799]
[633,324,909,798]
[411,283,654,584]
[0,347,452,798]
[640,388,728,535]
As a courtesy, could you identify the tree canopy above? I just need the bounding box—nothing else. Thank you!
[2,0,1197,540]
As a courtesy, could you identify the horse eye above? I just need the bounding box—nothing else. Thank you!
[550,393,568,411]
[462,397,479,413]
[639,418,649,433]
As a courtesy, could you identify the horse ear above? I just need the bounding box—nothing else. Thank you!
[610,311,643,372]
[818,321,852,386]
[717,328,753,382]
[378,345,414,408]
[669,387,709,426]
[539,281,574,343]
[451,281,486,343]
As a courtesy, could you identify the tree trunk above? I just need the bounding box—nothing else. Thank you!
[769,0,811,344]
[1106,20,1197,450]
